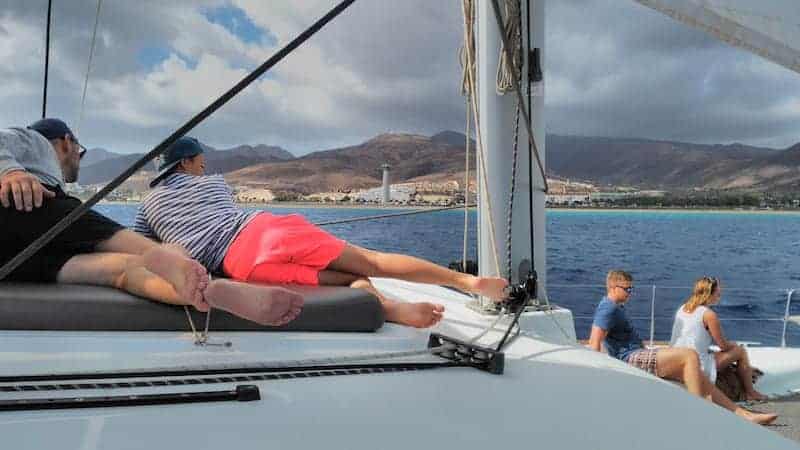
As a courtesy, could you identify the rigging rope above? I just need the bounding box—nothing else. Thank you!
[42,0,53,119]
[505,0,524,284]
[0,0,358,281]
[312,204,476,227]
[459,0,476,273]
[495,0,522,95]
[77,0,104,135]
[461,0,503,284]
[489,0,548,194]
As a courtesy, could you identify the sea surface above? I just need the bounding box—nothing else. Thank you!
[97,204,800,346]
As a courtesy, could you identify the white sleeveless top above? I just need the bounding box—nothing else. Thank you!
[670,305,717,382]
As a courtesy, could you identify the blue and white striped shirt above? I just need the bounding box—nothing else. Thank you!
[133,173,258,271]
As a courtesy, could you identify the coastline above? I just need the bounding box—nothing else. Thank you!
[94,200,800,215]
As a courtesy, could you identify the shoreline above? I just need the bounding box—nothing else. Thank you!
[94,200,800,214]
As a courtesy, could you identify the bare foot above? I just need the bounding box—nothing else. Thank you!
[468,276,509,301]
[204,279,304,326]
[384,301,445,328]
[738,409,778,425]
[745,390,769,402]
[142,246,208,309]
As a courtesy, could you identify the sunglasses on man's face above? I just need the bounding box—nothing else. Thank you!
[62,135,87,159]
[616,286,633,294]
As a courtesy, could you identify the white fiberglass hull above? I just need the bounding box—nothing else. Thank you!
[0,279,796,449]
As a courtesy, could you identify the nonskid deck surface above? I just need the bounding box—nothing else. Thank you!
[0,279,797,449]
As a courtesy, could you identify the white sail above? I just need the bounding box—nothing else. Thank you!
[633,0,800,74]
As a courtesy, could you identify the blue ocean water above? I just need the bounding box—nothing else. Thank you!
[96,204,800,346]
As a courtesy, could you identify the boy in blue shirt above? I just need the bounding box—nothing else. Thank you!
[588,270,776,425]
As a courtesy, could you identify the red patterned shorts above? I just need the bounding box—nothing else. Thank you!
[626,348,660,376]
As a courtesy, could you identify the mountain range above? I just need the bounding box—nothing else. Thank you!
[78,132,800,193]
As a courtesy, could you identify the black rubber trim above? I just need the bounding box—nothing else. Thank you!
[0,385,260,412]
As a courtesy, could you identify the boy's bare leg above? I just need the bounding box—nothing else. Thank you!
[655,347,707,397]
[715,345,767,401]
[319,270,445,328]
[203,280,303,326]
[655,348,777,425]
[708,379,777,424]
[56,252,208,311]
[327,244,508,300]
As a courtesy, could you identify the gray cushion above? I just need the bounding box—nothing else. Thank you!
[0,283,384,332]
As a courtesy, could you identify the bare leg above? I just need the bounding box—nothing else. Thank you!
[327,244,508,300]
[203,280,303,326]
[715,345,767,401]
[708,381,777,425]
[96,229,159,255]
[140,244,208,308]
[318,270,445,328]
[56,252,207,311]
[655,348,776,425]
[655,347,708,397]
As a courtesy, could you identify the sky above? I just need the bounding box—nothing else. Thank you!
[1,0,799,155]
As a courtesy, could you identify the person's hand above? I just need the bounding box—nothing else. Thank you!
[0,170,55,211]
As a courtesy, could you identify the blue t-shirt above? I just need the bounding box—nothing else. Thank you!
[592,296,643,361]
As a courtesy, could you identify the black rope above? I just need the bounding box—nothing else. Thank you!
[505,2,524,284]
[526,0,535,270]
[0,0,357,281]
[313,203,476,227]
[489,0,547,193]
[42,0,52,119]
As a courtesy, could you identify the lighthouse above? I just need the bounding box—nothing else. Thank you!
[381,163,391,204]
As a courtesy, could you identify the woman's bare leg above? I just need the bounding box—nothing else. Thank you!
[327,244,508,300]
[715,345,767,401]
[319,270,444,328]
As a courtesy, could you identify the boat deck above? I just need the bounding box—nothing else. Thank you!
[757,396,800,443]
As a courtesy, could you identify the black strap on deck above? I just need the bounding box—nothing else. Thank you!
[0,0,357,281]
[0,384,260,412]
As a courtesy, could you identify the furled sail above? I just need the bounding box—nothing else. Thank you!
[633,0,800,74]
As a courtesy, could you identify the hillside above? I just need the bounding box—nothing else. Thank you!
[78,132,800,193]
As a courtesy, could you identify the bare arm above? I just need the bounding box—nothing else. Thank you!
[588,325,608,352]
[703,309,734,351]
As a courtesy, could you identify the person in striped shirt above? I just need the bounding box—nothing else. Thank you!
[135,137,509,328]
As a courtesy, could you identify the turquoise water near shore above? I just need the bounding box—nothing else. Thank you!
[97,204,800,346]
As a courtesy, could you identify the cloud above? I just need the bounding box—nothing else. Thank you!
[0,0,798,158]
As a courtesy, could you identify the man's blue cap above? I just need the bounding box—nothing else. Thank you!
[150,136,205,187]
[27,118,87,158]
[28,118,74,140]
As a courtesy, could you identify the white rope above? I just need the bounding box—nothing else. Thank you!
[461,0,503,282]
[77,0,103,134]
[460,0,475,273]
[495,0,522,95]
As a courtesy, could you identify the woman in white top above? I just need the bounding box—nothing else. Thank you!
[670,276,767,401]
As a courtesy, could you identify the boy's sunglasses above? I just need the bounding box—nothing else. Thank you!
[616,286,633,294]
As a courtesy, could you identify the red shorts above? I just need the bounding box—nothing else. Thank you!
[222,212,346,285]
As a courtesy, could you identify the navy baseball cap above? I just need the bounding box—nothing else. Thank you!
[28,118,87,159]
[149,136,204,187]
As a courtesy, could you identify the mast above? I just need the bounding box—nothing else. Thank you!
[477,0,546,298]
